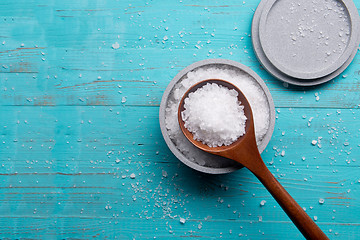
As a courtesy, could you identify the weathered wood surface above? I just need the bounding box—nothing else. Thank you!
[0,0,359,239]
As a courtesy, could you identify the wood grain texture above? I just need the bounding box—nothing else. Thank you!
[0,0,360,239]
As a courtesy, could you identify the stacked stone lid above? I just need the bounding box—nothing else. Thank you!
[252,0,360,86]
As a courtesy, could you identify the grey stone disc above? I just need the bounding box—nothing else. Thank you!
[252,0,360,86]
[258,0,359,80]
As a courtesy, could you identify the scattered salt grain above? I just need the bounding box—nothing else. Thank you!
[179,217,186,224]
[130,173,136,179]
[281,150,285,157]
[311,140,317,145]
[260,200,266,206]
[181,83,247,147]
[112,42,120,49]
[319,198,325,204]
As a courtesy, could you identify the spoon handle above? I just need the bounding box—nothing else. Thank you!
[254,164,329,240]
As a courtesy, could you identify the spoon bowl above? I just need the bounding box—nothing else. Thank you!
[178,79,254,155]
[178,79,329,240]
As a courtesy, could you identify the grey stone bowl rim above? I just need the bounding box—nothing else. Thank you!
[252,0,360,86]
[159,59,276,174]
[258,0,359,80]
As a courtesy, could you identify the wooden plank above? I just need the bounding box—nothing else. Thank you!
[0,106,359,238]
[0,217,359,239]
[0,1,359,108]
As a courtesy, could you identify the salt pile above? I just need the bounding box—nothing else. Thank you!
[165,65,270,168]
[181,83,247,147]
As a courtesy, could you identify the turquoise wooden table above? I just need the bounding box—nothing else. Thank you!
[1,0,359,239]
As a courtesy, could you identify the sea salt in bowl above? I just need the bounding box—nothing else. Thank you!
[159,59,275,174]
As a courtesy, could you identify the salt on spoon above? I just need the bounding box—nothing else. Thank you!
[181,82,247,147]
[178,79,329,240]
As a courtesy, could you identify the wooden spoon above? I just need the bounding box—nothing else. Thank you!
[178,79,329,240]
